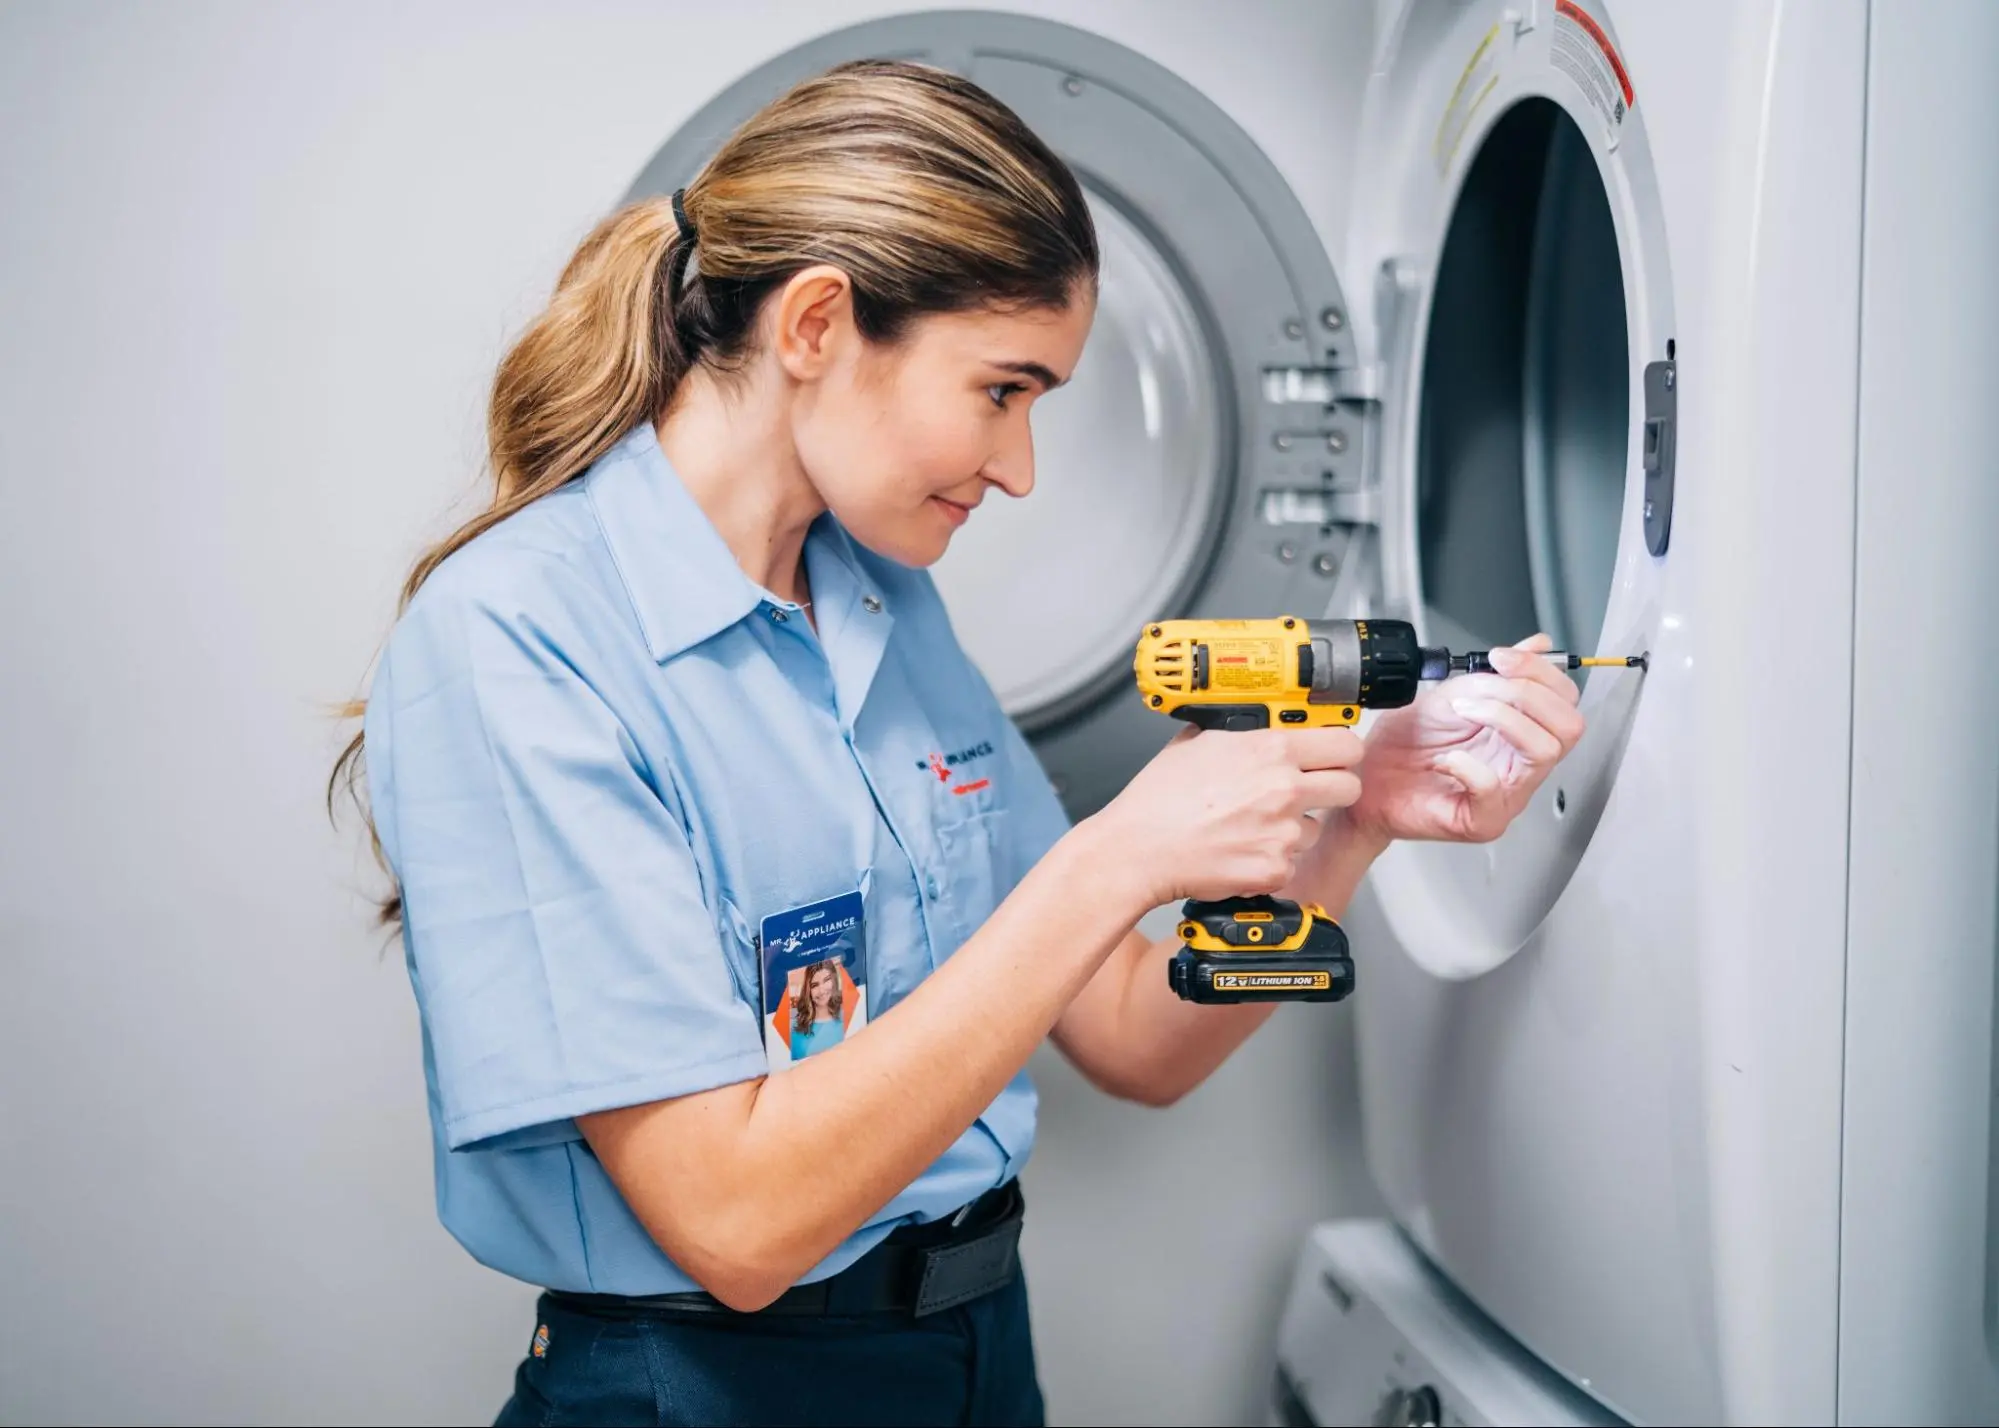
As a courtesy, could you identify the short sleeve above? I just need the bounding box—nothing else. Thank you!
[365,572,767,1151]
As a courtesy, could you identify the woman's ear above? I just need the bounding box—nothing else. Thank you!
[772,264,856,381]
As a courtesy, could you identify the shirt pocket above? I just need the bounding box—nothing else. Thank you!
[932,806,1013,951]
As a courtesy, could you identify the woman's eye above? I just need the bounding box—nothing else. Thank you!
[986,383,1027,409]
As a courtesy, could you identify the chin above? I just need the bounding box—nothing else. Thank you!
[840,515,951,569]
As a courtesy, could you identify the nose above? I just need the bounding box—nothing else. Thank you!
[984,421,1036,500]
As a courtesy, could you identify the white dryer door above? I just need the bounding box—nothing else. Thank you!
[1341,0,1675,984]
[1343,3,1710,1426]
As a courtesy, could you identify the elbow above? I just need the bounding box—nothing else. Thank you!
[1086,1063,1195,1109]
[690,1262,793,1314]
[647,1207,803,1312]
[1123,1078,1194,1110]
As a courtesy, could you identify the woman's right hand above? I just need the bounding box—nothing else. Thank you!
[1091,724,1366,910]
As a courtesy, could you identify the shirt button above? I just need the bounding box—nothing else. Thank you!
[862,595,883,614]
[769,607,788,623]
[924,873,940,899]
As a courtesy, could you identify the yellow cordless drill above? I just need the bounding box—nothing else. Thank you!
[1133,617,1644,1004]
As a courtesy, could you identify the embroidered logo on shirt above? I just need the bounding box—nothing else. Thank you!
[531,1324,550,1359]
[918,740,995,796]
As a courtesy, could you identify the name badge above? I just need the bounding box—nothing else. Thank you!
[758,890,868,1072]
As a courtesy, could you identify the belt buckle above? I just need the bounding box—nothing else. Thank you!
[910,1213,1022,1317]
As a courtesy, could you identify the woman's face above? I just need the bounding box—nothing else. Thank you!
[808,966,836,1014]
[791,288,1096,568]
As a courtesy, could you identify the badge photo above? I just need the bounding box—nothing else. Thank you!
[758,890,867,1072]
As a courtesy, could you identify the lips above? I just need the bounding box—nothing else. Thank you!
[931,495,975,528]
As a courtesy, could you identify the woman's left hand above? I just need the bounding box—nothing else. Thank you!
[1346,632,1587,845]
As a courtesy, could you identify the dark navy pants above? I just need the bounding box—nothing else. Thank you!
[493,1272,1045,1427]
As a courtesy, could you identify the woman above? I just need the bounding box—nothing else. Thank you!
[791,961,845,1060]
[332,59,1584,1428]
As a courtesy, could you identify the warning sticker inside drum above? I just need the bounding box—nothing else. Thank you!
[1552,0,1634,137]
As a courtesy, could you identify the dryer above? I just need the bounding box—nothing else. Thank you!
[624,3,1999,1424]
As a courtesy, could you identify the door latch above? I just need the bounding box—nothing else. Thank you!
[1642,353,1676,556]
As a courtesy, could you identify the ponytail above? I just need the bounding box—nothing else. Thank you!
[332,58,1099,930]
[327,198,691,926]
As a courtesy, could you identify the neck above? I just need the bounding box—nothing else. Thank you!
[655,367,825,604]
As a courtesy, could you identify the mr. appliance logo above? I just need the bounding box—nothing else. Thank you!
[917,738,994,797]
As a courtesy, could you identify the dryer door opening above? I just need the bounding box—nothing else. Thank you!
[1419,97,1627,678]
[1369,93,1651,979]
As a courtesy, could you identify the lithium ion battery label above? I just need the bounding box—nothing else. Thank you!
[1212,971,1333,992]
[1552,0,1634,139]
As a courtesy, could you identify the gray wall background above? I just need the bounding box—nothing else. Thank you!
[0,3,1380,1423]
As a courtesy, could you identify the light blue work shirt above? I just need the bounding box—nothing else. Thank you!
[363,422,1071,1295]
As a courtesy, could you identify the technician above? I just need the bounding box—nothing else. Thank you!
[333,59,1587,1428]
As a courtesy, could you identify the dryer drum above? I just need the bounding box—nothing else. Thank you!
[1417,96,1629,680]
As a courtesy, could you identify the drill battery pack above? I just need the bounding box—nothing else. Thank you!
[1166,894,1356,1004]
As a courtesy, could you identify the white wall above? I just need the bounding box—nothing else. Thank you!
[0,3,1379,1423]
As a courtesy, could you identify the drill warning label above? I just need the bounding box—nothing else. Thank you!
[1208,639,1283,692]
[1212,971,1332,992]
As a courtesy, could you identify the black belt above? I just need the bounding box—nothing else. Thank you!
[547,1179,1024,1320]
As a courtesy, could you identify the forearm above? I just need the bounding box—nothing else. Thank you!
[584,811,1146,1305]
[1054,810,1391,1106]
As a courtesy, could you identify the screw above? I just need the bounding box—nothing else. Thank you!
[1284,318,1304,340]
[1283,617,1296,629]
[1321,307,1346,332]
[1644,499,1655,521]
[1149,625,1161,637]
[1327,430,1348,454]
[1273,433,1292,452]
[1151,695,1163,707]
[1277,542,1297,563]
[1063,76,1083,96]
[1313,552,1336,576]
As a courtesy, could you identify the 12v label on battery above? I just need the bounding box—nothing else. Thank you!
[1212,971,1332,992]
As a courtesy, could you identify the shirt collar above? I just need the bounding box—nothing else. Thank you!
[583,422,883,665]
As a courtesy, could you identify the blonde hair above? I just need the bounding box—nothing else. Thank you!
[330,59,1098,929]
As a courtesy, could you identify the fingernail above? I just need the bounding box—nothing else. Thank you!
[1487,648,1519,673]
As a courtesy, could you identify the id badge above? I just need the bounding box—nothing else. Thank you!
[757,890,867,1072]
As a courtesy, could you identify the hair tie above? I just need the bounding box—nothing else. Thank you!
[666,188,697,304]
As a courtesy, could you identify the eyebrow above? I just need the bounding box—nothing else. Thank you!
[993,360,1067,391]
